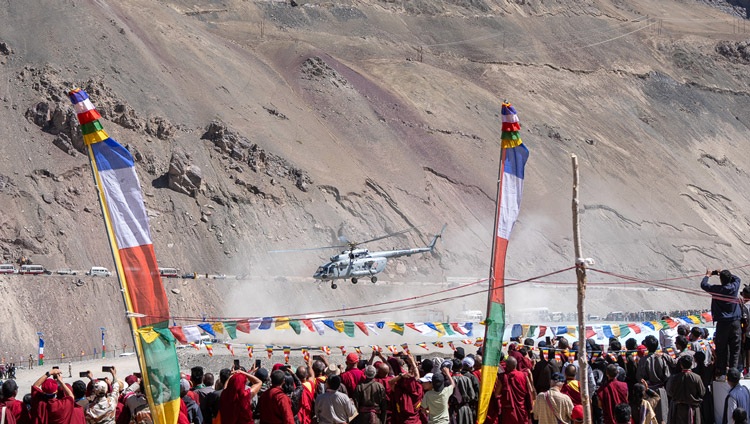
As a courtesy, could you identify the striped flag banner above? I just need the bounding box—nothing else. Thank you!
[70,89,179,424]
[478,101,529,424]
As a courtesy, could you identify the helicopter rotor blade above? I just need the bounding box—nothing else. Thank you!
[356,225,419,246]
[269,245,347,254]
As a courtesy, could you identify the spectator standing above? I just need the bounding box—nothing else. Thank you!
[0,381,23,422]
[220,369,263,424]
[353,365,387,424]
[31,369,76,424]
[342,354,365,399]
[388,355,423,424]
[636,336,670,423]
[666,355,705,424]
[723,368,750,424]
[497,356,533,424]
[258,370,295,424]
[419,367,453,424]
[532,372,573,424]
[701,269,742,377]
[315,375,356,424]
[596,365,628,424]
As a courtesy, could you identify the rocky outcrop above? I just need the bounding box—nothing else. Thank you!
[716,39,750,63]
[167,150,203,197]
[25,101,85,152]
[201,120,312,192]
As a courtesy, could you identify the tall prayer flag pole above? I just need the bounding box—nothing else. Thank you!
[478,102,529,423]
[70,89,180,424]
[37,332,44,366]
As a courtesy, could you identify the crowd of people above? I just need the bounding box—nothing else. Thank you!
[2,269,750,424]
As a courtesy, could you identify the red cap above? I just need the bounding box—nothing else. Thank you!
[41,378,59,394]
[637,345,647,352]
[272,363,286,372]
[571,404,584,420]
[346,353,359,364]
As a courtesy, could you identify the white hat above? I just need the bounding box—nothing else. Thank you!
[419,373,433,383]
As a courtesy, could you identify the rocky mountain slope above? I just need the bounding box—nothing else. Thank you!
[0,0,749,357]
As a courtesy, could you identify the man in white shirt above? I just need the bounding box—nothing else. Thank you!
[315,375,356,424]
[420,366,454,424]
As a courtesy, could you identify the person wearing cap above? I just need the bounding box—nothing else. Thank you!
[31,368,76,423]
[497,356,532,424]
[570,404,584,423]
[352,365,387,424]
[342,353,365,399]
[84,366,122,424]
[532,372,573,424]
[179,378,202,424]
[419,365,453,424]
[702,268,743,377]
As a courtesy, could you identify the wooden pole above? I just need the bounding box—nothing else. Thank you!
[572,154,591,424]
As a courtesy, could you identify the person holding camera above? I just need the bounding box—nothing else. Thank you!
[701,269,743,378]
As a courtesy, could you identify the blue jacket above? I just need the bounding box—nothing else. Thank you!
[701,274,741,322]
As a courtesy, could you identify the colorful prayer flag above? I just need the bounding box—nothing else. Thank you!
[225,343,235,356]
[205,341,214,357]
[246,344,253,358]
[283,347,291,363]
[266,345,274,359]
[70,89,179,424]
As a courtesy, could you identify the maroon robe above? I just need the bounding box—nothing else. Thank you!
[0,398,23,422]
[560,380,582,405]
[391,376,423,424]
[30,386,76,424]
[258,386,295,424]
[596,379,628,424]
[220,374,255,424]
[500,370,532,424]
[342,368,366,398]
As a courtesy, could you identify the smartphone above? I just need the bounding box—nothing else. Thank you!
[545,336,551,345]
[416,355,422,362]
[52,366,59,370]
[233,359,240,370]
[102,366,113,372]
[134,372,142,379]
[312,355,323,362]
[712,270,719,276]
[255,359,262,368]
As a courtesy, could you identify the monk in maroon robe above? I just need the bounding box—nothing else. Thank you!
[1,380,24,422]
[220,370,263,424]
[258,370,296,424]
[596,364,628,424]
[388,355,423,424]
[498,357,532,424]
[31,370,76,424]
[559,364,582,405]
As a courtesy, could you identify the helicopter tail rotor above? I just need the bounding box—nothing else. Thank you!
[428,224,448,251]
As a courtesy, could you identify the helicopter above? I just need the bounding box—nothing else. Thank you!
[272,224,446,289]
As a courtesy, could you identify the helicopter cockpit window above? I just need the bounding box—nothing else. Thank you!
[338,262,346,271]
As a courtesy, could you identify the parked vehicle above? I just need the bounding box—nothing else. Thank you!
[158,267,180,278]
[56,268,77,275]
[0,264,18,274]
[19,264,46,275]
[86,266,112,277]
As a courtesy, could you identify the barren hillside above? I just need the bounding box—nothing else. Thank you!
[0,0,749,357]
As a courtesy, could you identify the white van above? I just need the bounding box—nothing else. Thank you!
[158,267,179,278]
[0,264,17,274]
[87,266,112,277]
[19,264,46,275]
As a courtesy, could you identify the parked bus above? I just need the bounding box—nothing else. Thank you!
[158,267,180,278]
[19,264,46,275]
